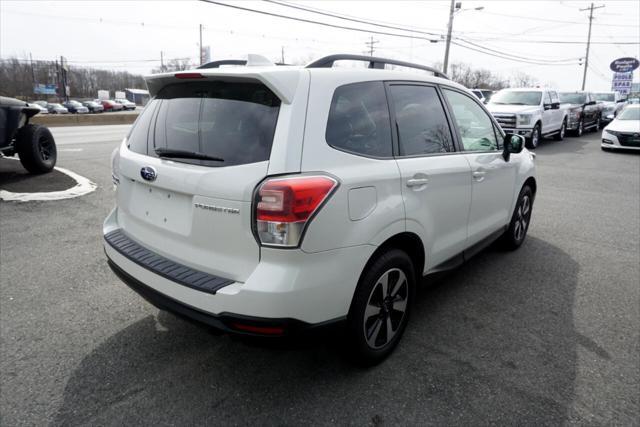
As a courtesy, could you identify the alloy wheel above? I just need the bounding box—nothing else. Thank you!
[514,194,531,242]
[363,268,408,349]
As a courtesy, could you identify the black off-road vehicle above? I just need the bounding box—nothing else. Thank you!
[0,96,57,174]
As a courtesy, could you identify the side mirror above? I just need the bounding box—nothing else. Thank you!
[502,134,525,161]
[543,103,552,110]
[586,100,596,106]
[551,102,560,109]
[617,99,626,103]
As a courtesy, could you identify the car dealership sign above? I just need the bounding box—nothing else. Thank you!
[609,57,639,73]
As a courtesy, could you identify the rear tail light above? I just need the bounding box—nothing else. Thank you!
[175,72,205,79]
[254,175,338,247]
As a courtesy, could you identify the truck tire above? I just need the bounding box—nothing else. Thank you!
[527,123,541,149]
[16,124,57,174]
[554,119,566,141]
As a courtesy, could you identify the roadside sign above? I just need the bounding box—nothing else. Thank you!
[612,72,633,95]
[33,84,57,95]
[609,57,639,73]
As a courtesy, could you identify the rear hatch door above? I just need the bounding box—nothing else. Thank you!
[116,78,282,282]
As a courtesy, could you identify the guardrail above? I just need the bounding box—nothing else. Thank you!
[32,112,139,127]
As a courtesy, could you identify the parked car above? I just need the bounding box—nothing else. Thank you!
[63,100,89,114]
[593,92,626,123]
[114,98,136,110]
[46,103,69,114]
[82,101,104,113]
[32,100,49,108]
[104,54,537,364]
[471,88,494,104]
[558,91,603,136]
[0,96,57,173]
[487,88,568,148]
[601,105,640,151]
[101,100,124,112]
[27,102,49,114]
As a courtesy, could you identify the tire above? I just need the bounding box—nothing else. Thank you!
[526,123,541,149]
[347,249,415,365]
[499,185,534,250]
[16,124,57,174]
[592,116,601,132]
[554,119,566,141]
[575,119,584,137]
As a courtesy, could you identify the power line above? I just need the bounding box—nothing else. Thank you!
[451,41,580,66]
[263,0,442,37]
[480,9,639,28]
[199,0,441,42]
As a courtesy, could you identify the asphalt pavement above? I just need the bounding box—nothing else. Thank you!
[1,126,638,425]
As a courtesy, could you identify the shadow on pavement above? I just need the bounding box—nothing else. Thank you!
[54,236,581,425]
[0,157,75,192]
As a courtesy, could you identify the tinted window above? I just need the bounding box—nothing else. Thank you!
[443,89,499,152]
[146,81,280,167]
[127,99,159,154]
[559,92,586,104]
[389,85,454,156]
[325,81,392,157]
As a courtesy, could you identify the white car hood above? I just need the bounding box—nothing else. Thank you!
[606,119,640,133]
[487,104,539,114]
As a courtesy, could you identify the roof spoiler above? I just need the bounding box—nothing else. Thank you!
[305,54,449,79]
[197,54,289,69]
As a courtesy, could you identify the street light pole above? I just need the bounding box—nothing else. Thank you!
[443,0,456,75]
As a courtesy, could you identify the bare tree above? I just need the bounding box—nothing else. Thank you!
[151,58,194,74]
[433,62,507,90]
[510,71,538,88]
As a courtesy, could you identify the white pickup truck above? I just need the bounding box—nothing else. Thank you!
[487,88,568,149]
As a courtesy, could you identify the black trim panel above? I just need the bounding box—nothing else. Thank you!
[104,229,233,294]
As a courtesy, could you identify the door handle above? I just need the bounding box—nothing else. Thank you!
[472,170,486,182]
[406,177,429,188]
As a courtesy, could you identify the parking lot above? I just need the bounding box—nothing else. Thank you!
[1,126,638,425]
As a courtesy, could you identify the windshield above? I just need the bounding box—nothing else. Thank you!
[489,90,541,106]
[127,81,281,167]
[593,93,615,102]
[559,93,586,104]
[617,108,640,120]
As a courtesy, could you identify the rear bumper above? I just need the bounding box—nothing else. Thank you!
[106,258,341,336]
[103,209,373,331]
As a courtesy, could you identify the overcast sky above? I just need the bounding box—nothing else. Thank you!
[1,0,638,91]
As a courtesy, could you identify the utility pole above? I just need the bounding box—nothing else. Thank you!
[199,24,203,66]
[580,3,605,90]
[365,36,379,56]
[281,46,285,64]
[443,0,457,74]
[29,53,36,100]
[160,51,164,72]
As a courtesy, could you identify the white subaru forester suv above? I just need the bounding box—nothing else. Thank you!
[105,54,537,364]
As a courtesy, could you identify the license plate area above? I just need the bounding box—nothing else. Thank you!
[129,181,192,235]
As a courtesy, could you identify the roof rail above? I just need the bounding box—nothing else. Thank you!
[305,54,449,79]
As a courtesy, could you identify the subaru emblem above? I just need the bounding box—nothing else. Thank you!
[140,166,157,182]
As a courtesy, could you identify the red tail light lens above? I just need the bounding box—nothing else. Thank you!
[255,175,338,247]
[175,73,205,79]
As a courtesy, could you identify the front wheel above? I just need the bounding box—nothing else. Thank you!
[347,249,415,365]
[16,124,57,174]
[526,124,541,149]
[499,185,534,250]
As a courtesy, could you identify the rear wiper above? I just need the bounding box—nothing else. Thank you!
[154,147,224,162]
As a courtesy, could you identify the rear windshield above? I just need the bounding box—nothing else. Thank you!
[127,81,281,167]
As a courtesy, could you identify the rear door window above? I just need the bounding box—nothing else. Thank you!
[389,85,455,156]
[325,81,393,158]
[129,81,281,167]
